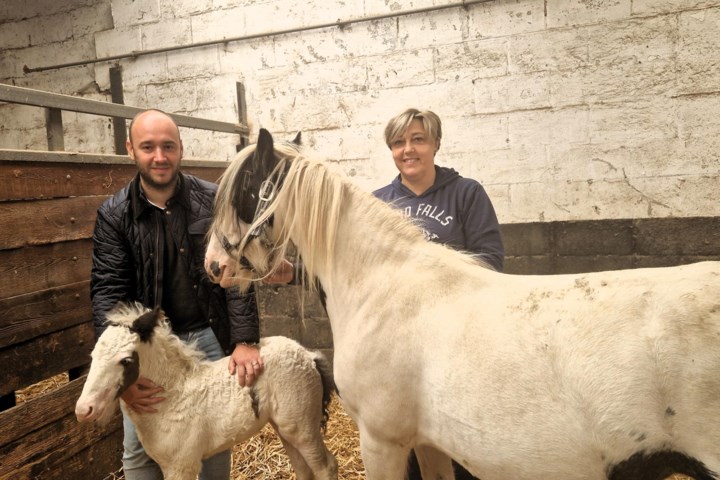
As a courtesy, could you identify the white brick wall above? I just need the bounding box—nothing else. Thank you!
[1,0,719,223]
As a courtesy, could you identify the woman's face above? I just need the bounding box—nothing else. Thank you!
[389,119,439,184]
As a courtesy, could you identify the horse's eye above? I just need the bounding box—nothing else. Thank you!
[120,357,135,367]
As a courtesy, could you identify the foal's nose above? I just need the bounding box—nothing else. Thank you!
[75,403,93,422]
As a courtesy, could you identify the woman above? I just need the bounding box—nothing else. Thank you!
[373,107,504,272]
[374,108,504,480]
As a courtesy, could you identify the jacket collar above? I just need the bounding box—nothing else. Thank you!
[130,172,190,220]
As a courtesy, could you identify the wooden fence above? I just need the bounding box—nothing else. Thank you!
[0,83,245,479]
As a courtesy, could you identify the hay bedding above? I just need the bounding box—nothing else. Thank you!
[18,376,693,480]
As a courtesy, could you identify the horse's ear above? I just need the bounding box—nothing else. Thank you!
[131,306,161,343]
[256,128,277,174]
[230,128,278,222]
[291,131,301,145]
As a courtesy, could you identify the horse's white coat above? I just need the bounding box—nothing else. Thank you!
[75,303,337,480]
[205,140,720,480]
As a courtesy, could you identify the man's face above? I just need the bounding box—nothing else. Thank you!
[127,111,183,190]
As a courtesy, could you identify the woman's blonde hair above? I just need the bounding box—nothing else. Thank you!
[383,108,442,149]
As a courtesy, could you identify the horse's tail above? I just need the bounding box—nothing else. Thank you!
[311,350,336,432]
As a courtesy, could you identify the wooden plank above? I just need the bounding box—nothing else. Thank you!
[0,161,136,200]
[0,377,122,479]
[0,239,92,300]
[0,282,90,349]
[0,322,94,396]
[0,158,227,200]
[0,197,103,250]
[0,83,248,134]
[0,149,230,167]
[184,165,226,183]
[0,150,130,164]
[0,375,84,444]
[47,429,123,480]
[0,423,122,480]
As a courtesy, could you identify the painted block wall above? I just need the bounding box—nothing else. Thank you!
[1,0,719,224]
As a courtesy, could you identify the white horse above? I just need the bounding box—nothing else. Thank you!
[75,302,338,480]
[204,129,720,480]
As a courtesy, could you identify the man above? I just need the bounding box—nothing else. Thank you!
[91,109,262,480]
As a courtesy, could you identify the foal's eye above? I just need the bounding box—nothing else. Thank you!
[120,357,135,367]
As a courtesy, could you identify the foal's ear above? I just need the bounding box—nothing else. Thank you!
[130,307,161,343]
[291,131,301,145]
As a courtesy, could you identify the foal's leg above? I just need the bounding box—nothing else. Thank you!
[271,422,314,480]
[273,422,338,480]
[161,460,202,480]
[415,445,455,480]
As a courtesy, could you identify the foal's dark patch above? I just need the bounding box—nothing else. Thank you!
[250,387,260,419]
[665,406,676,417]
[607,450,717,480]
[130,307,160,343]
[116,351,140,399]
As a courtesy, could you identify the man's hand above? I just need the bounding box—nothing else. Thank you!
[263,259,294,284]
[228,343,264,387]
[120,377,165,413]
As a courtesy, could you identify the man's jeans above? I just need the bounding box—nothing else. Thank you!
[121,326,232,480]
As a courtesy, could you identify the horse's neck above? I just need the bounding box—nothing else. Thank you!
[138,334,197,388]
[289,178,414,296]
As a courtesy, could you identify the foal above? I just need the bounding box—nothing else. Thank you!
[75,302,337,480]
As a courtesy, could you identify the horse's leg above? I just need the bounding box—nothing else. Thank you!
[415,445,455,480]
[358,428,411,480]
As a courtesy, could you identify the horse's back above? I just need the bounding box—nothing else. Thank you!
[410,261,720,477]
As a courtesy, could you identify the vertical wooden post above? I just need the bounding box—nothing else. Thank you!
[46,108,64,151]
[236,81,249,151]
[110,66,128,155]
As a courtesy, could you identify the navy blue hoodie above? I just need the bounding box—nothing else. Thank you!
[373,166,504,272]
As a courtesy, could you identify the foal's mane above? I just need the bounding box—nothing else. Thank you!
[104,302,207,368]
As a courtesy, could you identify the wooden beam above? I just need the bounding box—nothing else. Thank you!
[109,66,128,155]
[0,83,248,134]
[236,81,249,151]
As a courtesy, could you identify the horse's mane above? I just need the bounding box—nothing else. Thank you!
[256,144,448,286]
[216,139,483,288]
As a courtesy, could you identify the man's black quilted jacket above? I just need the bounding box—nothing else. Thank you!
[90,172,259,354]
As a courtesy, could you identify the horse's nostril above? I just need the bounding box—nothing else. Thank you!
[211,261,221,277]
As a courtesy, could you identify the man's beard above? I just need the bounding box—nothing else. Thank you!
[139,168,179,191]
